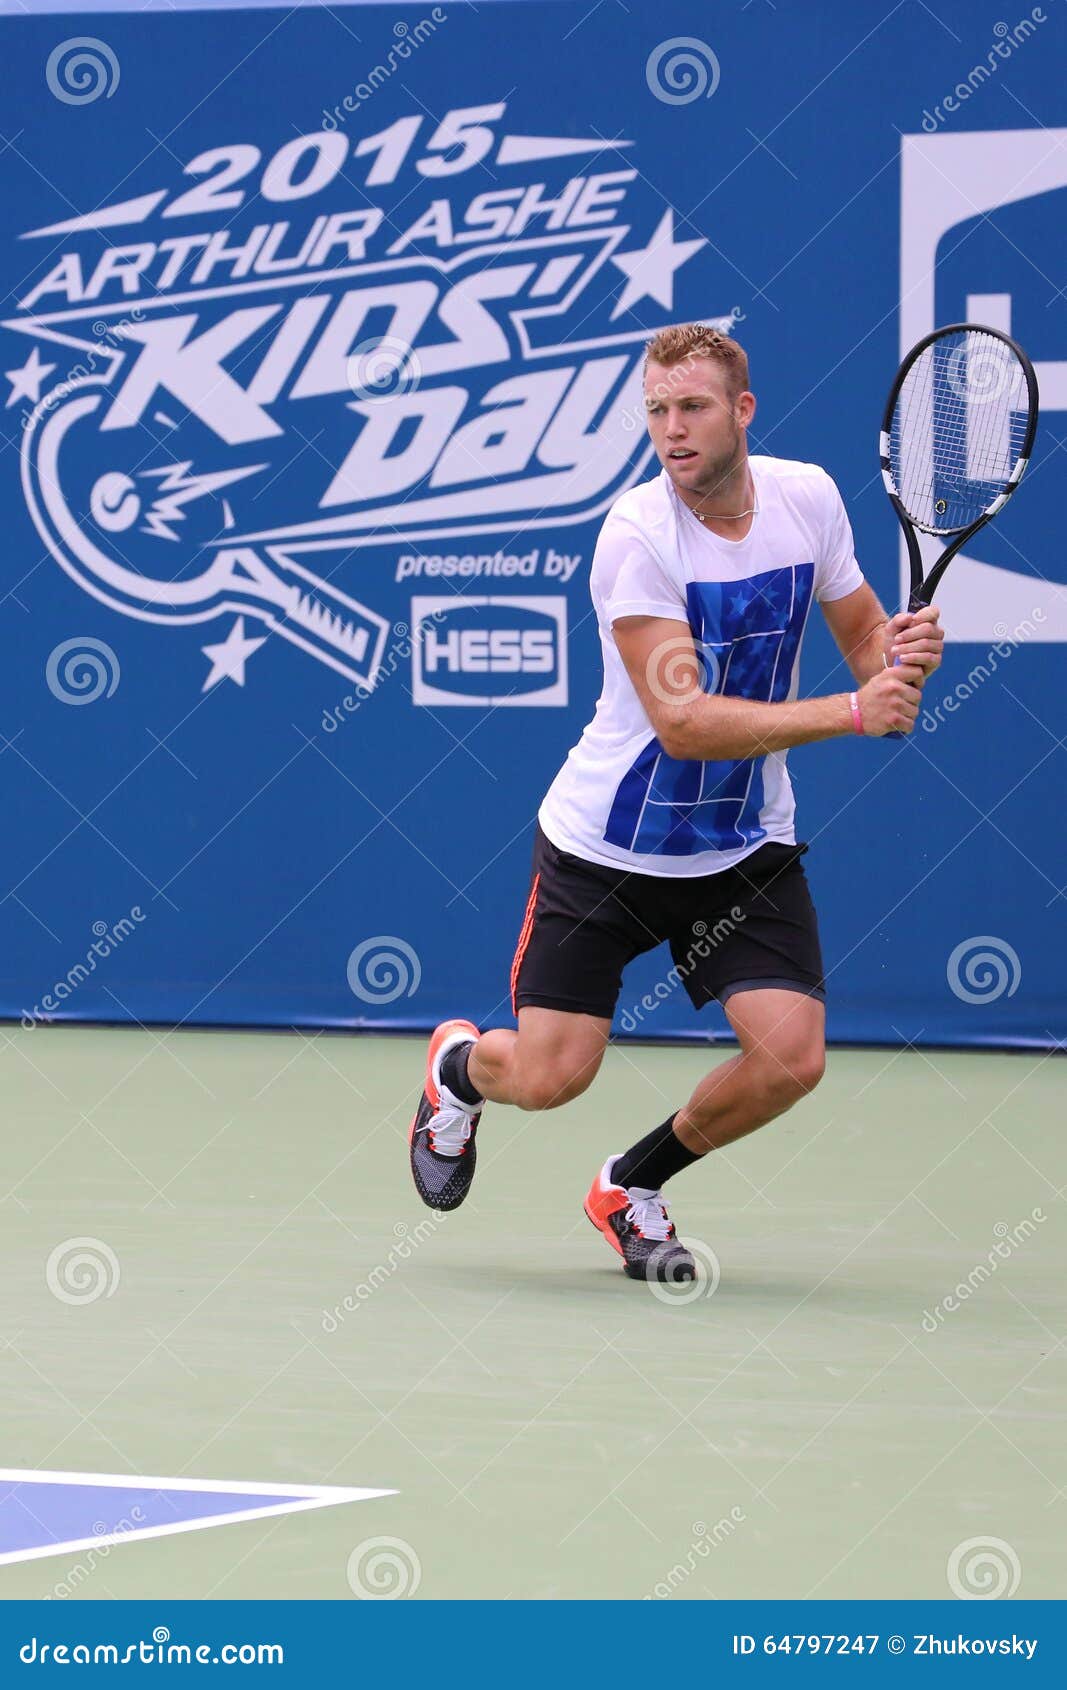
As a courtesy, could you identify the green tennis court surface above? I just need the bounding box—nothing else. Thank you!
[0,1026,1062,1600]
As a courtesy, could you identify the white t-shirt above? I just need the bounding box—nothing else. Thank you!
[538,455,865,877]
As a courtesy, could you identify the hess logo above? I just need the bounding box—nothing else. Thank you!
[411,597,568,707]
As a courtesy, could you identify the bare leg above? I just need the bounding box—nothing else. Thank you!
[468,1006,611,1112]
[673,988,826,1154]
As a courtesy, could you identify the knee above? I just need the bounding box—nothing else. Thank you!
[791,1043,826,1095]
[757,1042,825,1110]
[517,1061,596,1111]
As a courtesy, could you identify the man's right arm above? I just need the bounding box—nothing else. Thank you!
[612,615,924,759]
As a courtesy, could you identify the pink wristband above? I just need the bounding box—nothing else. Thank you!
[849,692,864,735]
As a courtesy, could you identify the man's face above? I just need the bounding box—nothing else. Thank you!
[644,356,752,495]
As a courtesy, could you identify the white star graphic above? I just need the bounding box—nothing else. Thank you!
[609,209,706,319]
[201,616,267,692]
[5,345,57,409]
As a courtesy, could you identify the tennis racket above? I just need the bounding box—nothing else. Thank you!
[880,321,1039,616]
[878,322,1038,736]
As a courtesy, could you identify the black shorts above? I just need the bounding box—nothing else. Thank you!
[510,823,825,1021]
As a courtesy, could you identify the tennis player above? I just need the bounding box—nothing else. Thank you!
[409,324,944,1282]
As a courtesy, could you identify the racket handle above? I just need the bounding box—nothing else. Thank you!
[883,520,929,740]
[884,676,905,737]
[884,643,918,740]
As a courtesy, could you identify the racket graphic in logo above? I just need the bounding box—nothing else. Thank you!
[21,384,390,688]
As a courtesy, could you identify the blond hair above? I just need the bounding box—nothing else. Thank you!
[643,324,749,400]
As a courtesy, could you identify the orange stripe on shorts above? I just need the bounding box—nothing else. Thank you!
[509,871,541,1015]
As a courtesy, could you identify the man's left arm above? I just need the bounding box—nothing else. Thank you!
[821,582,944,684]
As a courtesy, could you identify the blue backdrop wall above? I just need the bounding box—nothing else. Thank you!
[2,0,1064,1048]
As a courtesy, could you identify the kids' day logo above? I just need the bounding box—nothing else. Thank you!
[6,97,728,697]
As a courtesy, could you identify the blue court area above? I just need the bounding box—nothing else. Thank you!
[0,1471,390,1567]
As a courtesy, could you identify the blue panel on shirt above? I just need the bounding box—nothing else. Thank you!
[603,562,814,857]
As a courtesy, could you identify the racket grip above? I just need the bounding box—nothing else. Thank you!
[884,646,915,740]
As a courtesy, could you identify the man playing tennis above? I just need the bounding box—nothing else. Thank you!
[408,324,944,1282]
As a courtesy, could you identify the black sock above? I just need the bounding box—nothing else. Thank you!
[439,1039,482,1107]
[611,1114,702,1190]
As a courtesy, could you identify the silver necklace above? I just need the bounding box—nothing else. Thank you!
[689,477,758,523]
[695,500,757,523]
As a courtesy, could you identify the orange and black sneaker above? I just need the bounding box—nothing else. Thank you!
[584,1155,696,1283]
[408,1019,482,1211]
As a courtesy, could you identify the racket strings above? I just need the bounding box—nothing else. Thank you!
[890,329,1029,533]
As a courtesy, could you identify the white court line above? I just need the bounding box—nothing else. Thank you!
[0,1467,395,1568]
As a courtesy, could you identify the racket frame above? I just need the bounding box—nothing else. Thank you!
[878,321,1039,612]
